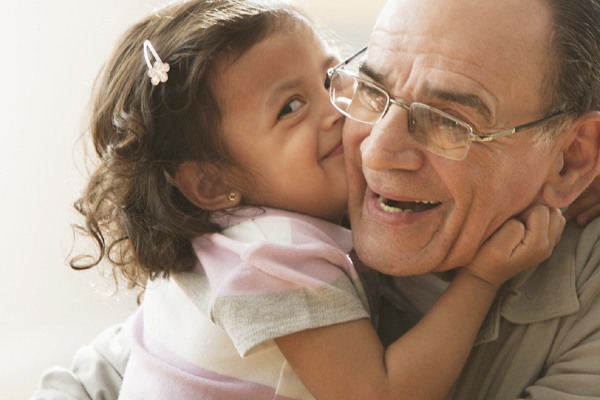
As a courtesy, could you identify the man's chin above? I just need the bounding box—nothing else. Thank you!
[353,243,446,277]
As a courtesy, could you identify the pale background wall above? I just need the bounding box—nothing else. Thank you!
[0,0,385,398]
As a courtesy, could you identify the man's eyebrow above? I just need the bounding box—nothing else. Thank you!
[359,64,493,122]
[422,85,493,122]
[359,63,388,87]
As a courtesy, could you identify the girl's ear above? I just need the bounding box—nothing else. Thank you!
[542,112,600,208]
[175,161,241,211]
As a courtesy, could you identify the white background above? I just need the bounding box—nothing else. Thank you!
[0,0,385,398]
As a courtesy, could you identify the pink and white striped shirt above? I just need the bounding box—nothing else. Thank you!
[119,207,369,399]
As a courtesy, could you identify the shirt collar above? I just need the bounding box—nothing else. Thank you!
[476,222,582,344]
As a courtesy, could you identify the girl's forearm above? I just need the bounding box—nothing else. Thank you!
[382,269,497,399]
[277,269,498,400]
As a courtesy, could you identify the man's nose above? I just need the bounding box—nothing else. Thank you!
[361,107,425,171]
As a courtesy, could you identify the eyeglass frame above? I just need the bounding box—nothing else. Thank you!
[326,45,572,158]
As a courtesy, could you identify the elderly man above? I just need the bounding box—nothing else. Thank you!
[34,0,600,399]
[328,0,600,398]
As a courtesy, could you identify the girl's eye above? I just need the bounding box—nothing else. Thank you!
[277,98,305,119]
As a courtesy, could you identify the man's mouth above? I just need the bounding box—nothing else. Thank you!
[377,195,442,214]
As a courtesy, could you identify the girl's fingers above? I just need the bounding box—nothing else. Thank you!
[514,205,564,262]
[484,219,525,254]
[548,207,566,246]
[519,205,550,246]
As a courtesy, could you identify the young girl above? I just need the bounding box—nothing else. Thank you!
[71,0,564,399]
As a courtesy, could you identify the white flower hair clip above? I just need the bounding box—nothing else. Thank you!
[143,40,170,86]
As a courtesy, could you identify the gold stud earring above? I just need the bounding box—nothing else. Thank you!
[228,192,237,202]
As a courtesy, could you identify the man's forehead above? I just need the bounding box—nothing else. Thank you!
[360,46,500,126]
[373,0,553,69]
[376,0,552,36]
[368,0,554,121]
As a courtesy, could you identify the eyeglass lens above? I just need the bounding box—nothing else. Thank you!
[329,70,472,160]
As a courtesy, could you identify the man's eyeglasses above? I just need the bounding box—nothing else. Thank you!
[326,46,571,161]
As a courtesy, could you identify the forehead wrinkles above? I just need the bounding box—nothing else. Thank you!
[366,31,500,123]
[368,0,554,118]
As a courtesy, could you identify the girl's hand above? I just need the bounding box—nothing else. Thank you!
[464,205,565,289]
[563,175,600,226]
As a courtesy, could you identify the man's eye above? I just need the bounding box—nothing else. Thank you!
[278,98,305,119]
[358,84,386,113]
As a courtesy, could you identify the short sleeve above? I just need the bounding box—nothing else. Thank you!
[31,319,132,400]
[211,240,369,356]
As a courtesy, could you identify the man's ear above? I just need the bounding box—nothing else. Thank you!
[175,161,241,211]
[542,112,600,208]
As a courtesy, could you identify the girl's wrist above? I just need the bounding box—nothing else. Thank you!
[455,268,500,294]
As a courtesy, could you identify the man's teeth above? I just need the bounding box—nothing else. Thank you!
[378,197,411,213]
[377,195,438,213]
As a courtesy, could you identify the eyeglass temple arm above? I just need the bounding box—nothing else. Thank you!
[327,46,369,89]
[331,45,368,71]
[471,110,571,142]
[471,128,516,142]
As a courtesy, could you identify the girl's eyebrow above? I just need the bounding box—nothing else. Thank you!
[267,78,303,108]
[267,55,338,108]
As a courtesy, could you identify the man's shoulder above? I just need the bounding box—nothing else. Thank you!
[500,219,600,323]
[542,217,600,282]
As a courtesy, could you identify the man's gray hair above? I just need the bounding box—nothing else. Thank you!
[545,0,600,116]
[530,0,600,144]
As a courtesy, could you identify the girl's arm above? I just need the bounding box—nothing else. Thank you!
[275,205,565,400]
[563,174,600,225]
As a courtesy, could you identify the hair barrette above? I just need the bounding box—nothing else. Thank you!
[143,40,170,86]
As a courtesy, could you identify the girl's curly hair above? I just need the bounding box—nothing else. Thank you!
[71,0,310,289]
